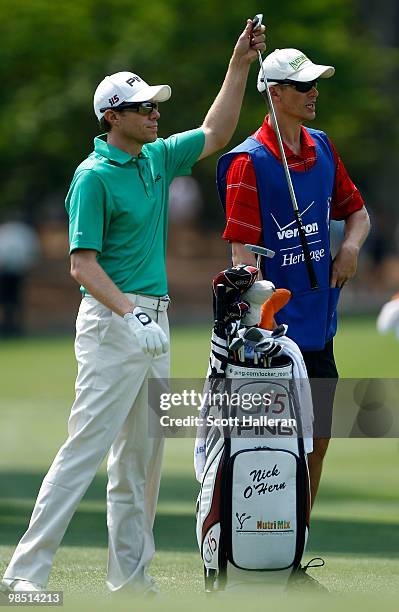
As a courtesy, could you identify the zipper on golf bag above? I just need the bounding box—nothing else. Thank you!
[216,436,230,590]
[292,447,308,569]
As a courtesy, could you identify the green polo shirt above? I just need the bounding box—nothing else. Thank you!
[65,128,205,296]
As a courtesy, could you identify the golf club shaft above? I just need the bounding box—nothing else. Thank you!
[215,283,226,337]
[257,50,319,290]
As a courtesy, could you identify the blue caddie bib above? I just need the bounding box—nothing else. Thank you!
[217,128,340,351]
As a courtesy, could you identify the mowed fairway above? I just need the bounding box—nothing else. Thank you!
[0,316,398,611]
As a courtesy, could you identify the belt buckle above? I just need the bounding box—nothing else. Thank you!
[158,295,170,311]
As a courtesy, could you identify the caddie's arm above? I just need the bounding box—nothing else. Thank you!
[198,19,266,160]
[330,206,371,288]
[231,242,263,280]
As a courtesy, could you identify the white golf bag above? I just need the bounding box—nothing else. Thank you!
[195,280,312,592]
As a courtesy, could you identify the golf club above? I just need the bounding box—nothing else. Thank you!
[255,340,283,368]
[243,326,266,343]
[272,323,288,338]
[254,338,275,352]
[253,14,319,290]
[215,283,227,338]
[229,329,246,352]
[254,339,274,368]
[245,243,275,273]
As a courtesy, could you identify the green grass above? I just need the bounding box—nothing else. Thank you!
[0,317,398,610]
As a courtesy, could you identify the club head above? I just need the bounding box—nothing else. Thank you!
[245,244,275,260]
[271,324,288,338]
[243,327,266,343]
[267,344,283,358]
[229,337,244,351]
[255,338,274,354]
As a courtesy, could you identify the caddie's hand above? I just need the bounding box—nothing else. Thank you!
[233,19,266,65]
[124,308,169,357]
[330,243,360,288]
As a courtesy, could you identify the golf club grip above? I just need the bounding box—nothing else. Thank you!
[294,210,319,290]
[215,283,226,332]
[252,13,263,30]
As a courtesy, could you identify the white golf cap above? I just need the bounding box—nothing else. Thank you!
[257,48,335,92]
[93,71,171,120]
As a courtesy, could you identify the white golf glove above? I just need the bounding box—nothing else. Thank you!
[377,295,399,340]
[124,308,169,357]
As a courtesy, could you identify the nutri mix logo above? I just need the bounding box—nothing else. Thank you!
[289,54,308,71]
[256,519,291,531]
[236,512,252,530]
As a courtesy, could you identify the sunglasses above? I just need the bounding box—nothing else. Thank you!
[100,101,159,115]
[273,79,318,93]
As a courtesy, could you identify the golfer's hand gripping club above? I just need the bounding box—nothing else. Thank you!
[251,13,263,32]
[249,14,264,54]
[124,309,169,357]
[255,13,319,290]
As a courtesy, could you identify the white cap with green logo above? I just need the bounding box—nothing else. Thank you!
[257,48,335,92]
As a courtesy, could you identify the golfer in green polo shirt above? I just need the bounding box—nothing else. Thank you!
[2,19,265,595]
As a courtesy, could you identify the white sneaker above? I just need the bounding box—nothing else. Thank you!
[1,579,44,593]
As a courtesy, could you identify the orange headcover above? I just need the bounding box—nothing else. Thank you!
[259,288,291,330]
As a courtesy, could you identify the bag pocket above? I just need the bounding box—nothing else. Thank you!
[197,446,225,570]
[227,448,306,571]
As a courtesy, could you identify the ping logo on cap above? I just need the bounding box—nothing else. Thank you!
[126,76,142,87]
[289,54,308,71]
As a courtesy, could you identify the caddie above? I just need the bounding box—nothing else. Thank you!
[1,19,265,595]
[217,48,370,518]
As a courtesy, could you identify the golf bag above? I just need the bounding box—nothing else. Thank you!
[195,271,312,592]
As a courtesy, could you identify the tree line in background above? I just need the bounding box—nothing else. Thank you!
[0,0,398,238]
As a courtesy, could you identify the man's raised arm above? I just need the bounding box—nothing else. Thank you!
[198,19,266,160]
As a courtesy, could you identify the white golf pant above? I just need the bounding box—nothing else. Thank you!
[3,295,170,592]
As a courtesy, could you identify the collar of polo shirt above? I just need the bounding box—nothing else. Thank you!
[94,135,148,165]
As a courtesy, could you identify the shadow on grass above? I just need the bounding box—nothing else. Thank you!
[1,471,398,558]
[0,471,198,504]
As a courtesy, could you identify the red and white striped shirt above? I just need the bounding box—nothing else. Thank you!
[223,115,364,245]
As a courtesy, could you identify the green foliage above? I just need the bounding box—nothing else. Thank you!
[0,0,397,217]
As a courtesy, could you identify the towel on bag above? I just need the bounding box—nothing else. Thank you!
[194,329,313,482]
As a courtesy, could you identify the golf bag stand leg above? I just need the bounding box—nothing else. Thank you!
[204,567,217,592]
